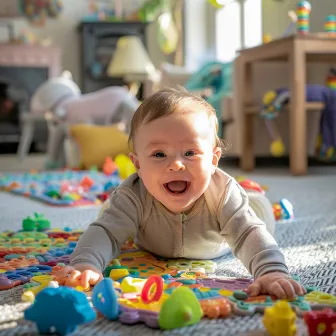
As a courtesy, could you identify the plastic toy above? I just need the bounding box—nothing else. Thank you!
[141,275,164,303]
[303,308,336,336]
[273,199,294,221]
[1,220,336,333]
[92,278,120,320]
[296,1,311,35]
[326,68,336,90]
[24,287,96,335]
[114,154,137,180]
[324,15,336,36]
[22,213,51,232]
[158,286,203,330]
[263,301,297,336]
[200,297,231,319]
[103,157,118,176]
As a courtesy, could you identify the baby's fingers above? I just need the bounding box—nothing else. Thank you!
[289,279,306,296]
[80,270,101,289]
[269,282,287,299]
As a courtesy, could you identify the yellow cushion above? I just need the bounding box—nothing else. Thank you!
[70,124,130,169]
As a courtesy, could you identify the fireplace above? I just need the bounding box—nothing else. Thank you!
[0,43,61,154]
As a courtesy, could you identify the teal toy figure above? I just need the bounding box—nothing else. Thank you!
[24,287,96,336]
[158,286,203,330]
[185,61,233,137]
[91,278,120,320]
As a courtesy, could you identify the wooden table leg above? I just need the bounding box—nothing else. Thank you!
[289,42,307,175]
[239,59,255,171]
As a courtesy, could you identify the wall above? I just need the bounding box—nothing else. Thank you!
[0,0,171,85]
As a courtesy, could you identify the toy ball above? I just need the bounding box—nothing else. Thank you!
[270,140,285,157]
[207,0,225,9]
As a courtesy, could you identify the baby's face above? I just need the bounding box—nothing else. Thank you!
[130,106,221,213]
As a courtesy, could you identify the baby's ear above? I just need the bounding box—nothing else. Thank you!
[212,147,222,173]
[129,152,140,172]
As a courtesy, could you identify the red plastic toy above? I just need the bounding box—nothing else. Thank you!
[303,308,336,336]
[141,275,164,304]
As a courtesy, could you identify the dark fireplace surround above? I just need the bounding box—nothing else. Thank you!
[0,43,61,153]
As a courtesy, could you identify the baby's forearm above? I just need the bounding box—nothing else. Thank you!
[69,225,120,272]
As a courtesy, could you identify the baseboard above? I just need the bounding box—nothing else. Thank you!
[219,156,336,167]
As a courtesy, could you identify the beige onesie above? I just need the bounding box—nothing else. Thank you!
[70,169,288,278]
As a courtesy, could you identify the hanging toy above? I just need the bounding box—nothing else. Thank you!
[260,90,290,157]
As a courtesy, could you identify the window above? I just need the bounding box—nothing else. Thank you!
[215,0,262,62]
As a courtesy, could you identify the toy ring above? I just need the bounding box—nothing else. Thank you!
[141,275,163,303]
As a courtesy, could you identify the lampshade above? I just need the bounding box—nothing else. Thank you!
[107,35,156,80]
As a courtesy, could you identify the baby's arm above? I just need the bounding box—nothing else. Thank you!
[219,178,305,298]
[69,188,141,272]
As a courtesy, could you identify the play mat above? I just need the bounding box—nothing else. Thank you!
[0,220,335,336]
[0,169,121,207]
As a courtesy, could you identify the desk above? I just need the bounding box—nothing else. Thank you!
[236,34,336,175]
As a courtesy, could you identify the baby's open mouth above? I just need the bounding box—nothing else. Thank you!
[164,181,191,194]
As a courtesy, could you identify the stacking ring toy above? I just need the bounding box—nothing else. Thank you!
[141,275,163,303]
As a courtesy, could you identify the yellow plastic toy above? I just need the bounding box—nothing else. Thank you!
[263,301,297,336]
[109,268,129,281]
[270,139,285,157]
[114,154,136,180]
[120,277,147,293]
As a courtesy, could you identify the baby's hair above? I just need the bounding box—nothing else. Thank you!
[128,86,228,155]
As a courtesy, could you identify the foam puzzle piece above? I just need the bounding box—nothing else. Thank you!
[0,170,121,207]
[119,305,159,328]
[1,223,336,334]
[24,287,96,335]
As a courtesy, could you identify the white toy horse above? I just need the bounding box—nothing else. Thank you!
[22,71,139,169]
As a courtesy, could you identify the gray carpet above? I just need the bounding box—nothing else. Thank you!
[0,167,336,336]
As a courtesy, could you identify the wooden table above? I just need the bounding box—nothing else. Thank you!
[236,34,336,175]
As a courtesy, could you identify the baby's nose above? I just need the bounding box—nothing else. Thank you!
[168,159,185,171]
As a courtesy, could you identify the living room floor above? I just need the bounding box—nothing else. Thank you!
[0,158,335,335]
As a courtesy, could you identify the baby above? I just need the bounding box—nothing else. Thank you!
[66,88,305,299]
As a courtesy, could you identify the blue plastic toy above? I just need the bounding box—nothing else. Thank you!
[24,287,96,335]
[185,61,233,136]
[92,278,120,320]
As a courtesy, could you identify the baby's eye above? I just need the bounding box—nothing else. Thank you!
[185,150,196,157]
[153,151,166,158]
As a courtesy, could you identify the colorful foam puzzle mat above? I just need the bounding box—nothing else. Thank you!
[0,225,335,334]
[0,169,122,206]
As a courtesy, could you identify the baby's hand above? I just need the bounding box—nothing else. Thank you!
[247,272,306,299]
[54,263,103,290]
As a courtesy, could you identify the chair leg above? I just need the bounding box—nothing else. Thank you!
[17,120,34,161]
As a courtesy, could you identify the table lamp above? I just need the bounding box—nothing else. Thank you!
[107,35,157,96]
